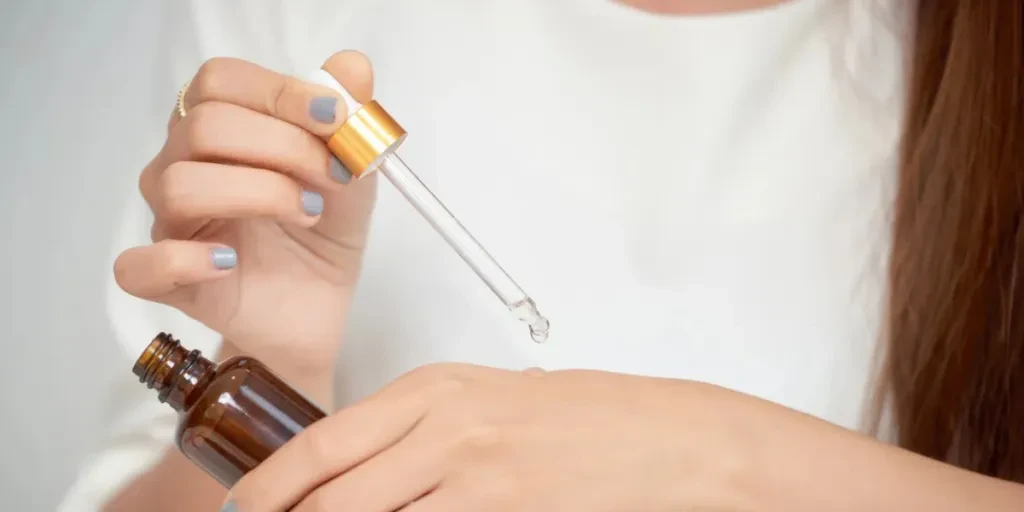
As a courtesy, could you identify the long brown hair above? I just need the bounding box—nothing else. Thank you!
[884,1,1024,481]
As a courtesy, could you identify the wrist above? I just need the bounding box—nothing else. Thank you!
[709,387,855,511]
[697,386,772,512]
[644,382,765,511]
[657,383,808,512]
[217,339,337,410]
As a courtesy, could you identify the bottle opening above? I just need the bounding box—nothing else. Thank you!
[132,332,179,389]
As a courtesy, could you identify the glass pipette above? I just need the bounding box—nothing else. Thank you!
[308,69,550,343]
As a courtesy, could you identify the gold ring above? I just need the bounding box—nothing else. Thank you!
[176,79,192,118]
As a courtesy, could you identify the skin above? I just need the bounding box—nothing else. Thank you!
[226,366,1024,511]
[105,1,1024,511]
[105,50,376,511]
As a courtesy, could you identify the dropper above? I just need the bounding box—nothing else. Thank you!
[308,69,550,343]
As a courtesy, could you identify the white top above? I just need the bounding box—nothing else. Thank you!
[59,0,908,509]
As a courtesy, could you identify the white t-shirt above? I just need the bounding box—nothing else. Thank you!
[59,0,908,509]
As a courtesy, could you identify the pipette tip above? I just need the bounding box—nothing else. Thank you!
[510,298,550,343]
[528,316,551,343]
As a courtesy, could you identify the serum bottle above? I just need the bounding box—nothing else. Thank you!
[132,332,327,488]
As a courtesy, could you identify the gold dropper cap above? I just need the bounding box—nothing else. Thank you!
[310,68,408,179]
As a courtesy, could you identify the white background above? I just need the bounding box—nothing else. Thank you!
[0,1,163,509]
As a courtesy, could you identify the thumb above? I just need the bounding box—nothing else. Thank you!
[113,240,236,306]
[321,49,375,104]
[309,50,379,244]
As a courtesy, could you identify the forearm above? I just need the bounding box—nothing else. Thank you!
[742,398,1024,511]
[103,339,336,512]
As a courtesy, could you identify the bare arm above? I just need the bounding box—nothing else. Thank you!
[101,340,336,512]
[743,396,1024,511]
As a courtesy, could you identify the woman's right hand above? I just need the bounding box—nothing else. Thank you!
[113,51,376,377]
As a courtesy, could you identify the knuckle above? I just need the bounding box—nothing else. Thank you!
[300,426,340,472]
[112,253,133,292]
[432,375,469,399]
[458,422,501,452]
[407,363,449,383]
[192,57,235,100]
[138,172,159,213]
[181,103,220,158]
[139,155,167,209]
[436,401,501,454]
[410,362,470,385]
[269,76,299,118]
[437,375,468,397]
[155,162,195,219]
[137,174,148,203]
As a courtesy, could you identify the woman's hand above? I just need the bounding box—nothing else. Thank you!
[113,51,376,377]
[223,364,762,511]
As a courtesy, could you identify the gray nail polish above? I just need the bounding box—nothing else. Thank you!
[310,96,337,123]
[211,247,237,270]
[330,156,353,184]
[220,501,238,512]
[302,190,324,216]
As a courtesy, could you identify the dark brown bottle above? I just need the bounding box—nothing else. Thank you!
[132,332,327,488]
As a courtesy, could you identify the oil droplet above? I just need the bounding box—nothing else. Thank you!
[529,316,551,343]
[510,298,550,343]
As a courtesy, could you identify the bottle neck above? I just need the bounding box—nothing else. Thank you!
[132,333,216,412]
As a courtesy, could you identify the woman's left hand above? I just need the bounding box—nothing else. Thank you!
[225,364,766,511]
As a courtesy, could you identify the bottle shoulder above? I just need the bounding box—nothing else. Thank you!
[177,361,253,431]
[215,355,287,380]
[179,356,279,419]
[216,356,264,372]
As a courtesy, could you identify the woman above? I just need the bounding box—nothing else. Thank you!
[58,0,1023,510]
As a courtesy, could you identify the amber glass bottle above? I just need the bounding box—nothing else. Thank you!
[132,332,327,488]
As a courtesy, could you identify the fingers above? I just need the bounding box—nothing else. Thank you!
[172,57,349,138]
[322,50,374,104]
[145,50,377,243]
[228,385,434,511]
[290,426,445,512]
[151,101,348,200]
[114,240,236,300]
[155,49,377,198]
[169,50,375,135]
[227,364,485,512]
[150,161,324,241]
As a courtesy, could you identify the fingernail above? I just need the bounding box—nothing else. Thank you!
[302,190,324,216]
[310,96,338,123]
[220,500,237,512]
[211,247,237,270]
[330,156,352,184]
